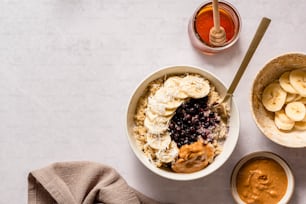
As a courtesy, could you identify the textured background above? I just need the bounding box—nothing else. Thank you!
[1,0,306,203]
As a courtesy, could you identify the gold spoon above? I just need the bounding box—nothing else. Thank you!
[214,17,271,115]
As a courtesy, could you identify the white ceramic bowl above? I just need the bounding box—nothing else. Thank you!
[231,151,294,203]
[251,53,306,147]
[126,65,240,180]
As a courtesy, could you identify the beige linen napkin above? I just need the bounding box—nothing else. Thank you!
[28,161,161,204]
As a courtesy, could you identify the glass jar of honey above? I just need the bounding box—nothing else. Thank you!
[188,1,241,55]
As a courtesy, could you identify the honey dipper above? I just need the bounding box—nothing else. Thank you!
[209,0,227,46]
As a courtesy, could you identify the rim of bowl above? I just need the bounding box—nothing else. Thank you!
[231,151,295,203]
[126,65,240,181]
[250,52,306,148]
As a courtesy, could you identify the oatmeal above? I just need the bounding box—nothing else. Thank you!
[133,74,229,173]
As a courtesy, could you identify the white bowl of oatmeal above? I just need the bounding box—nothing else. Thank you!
[126,65,240,180]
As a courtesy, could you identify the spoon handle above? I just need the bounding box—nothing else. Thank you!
[224,17,271,101]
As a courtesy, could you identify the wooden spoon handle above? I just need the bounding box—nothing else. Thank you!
[224,17,271,101]
[212,0,221,31]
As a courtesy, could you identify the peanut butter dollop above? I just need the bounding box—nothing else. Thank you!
[171,140,215,173]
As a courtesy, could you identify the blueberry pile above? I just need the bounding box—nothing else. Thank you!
[168,96,221,148]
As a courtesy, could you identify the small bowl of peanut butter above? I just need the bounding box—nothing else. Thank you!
[231,151,294,204]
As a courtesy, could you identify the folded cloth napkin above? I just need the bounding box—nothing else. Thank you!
[28,161,161,204]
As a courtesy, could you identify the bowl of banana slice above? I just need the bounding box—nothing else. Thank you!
[126,65,239,180]
[251,53,306,147]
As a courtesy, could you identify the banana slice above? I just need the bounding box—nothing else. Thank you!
[153,89,183,109]
[173,90,190,99]
[294,114,306,130]
[285,101,306,121]
[274,109,295,131]
[155,141,179,163]
[145,110,159,121]
[148,105,174,117]
[180,75,210,99]
[146,132,171,150]
[165,99,183,109]
[144,117,168,134]
[164,77,189,99]
[148,114,171,125]
[155,88,176,102]
[289,69,306,97]
[147,98,174,116]
[285,93,298,103]
[262,82,287,112]
[279,71,298,94]
[164,76,181,88]
[146,110,172,122]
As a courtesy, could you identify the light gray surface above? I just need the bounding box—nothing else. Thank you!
[1,0,306,203]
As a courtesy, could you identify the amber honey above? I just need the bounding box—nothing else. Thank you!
[194,4,235,45]
[188,1,241,54]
